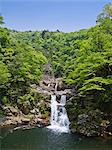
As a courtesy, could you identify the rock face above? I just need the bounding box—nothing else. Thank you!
[3,106,19,116]
[0,106,50,129]
[33,75,72,97]
[66,97,112,137]
[77,114,89,125]
[0,75,57,130]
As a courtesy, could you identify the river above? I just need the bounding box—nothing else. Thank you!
[0,127,112,150]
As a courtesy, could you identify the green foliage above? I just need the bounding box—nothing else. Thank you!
[0,60,10,84]
[97,2,112,23]
[0,15,4,25]
[0,24,47,105]
[65,4,112,106]
[0,3,112,114]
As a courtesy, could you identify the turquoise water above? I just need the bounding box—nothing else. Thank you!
[0,127,112,150]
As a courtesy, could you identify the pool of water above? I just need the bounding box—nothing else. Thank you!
[0,127,112,150]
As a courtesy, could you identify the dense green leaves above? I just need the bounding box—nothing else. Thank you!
[97,2,112,23]
[0,61,11,84]
[65,3,112,106]
[0,24,47,105]
[0,3,112,112]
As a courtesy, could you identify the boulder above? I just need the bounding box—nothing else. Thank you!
[38,113,42,119]
[3,119,17,126]
[100,120,110,127]
[78,114,89,125]
[21,106,30,115]
[3,107,10,115]
[21,118,30,124]
[43,80,50,86]
[9,107,18,116]
[30,109,36,114]
[7,112,13,116]
[3,106,19,116]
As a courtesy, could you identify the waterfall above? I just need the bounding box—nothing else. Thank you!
[60,95,66,106]
[51,95,58,125]
[47,95,70,133]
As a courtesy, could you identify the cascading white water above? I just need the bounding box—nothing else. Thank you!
[60,95,66,106]
[47,95,70,133]
[51,95,58,125]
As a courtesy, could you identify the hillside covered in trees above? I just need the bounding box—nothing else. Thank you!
[0,3,112,137]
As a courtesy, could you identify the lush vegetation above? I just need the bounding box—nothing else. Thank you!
[0,19,47,106]
[0,2,112,116]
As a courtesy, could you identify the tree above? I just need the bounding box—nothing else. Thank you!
[0,15,4,25]
[97,2,112,23]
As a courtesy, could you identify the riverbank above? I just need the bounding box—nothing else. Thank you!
[0,104,112,139]
[0,106,50,130]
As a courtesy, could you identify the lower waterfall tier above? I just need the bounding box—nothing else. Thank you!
[47,95,70,133]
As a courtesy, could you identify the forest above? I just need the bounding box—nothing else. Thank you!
[0,2,112,138]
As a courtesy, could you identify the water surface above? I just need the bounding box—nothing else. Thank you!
[0,127,112,150]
